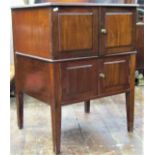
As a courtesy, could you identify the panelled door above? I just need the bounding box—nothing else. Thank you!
[99,7,136,55]
[99,56,130,94]
[61,59,98,103]
[52,7,99,59]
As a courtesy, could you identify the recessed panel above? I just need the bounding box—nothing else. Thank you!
[106,12,132,48]
[99,56,130,94]
[100,8,136,55]
[61,59,98,103]
[53,7,99,59]
[59,13,93,51]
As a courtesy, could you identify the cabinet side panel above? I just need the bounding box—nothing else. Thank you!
[136,24,144,70]
[12,8,52,59]
[15,55,52,103]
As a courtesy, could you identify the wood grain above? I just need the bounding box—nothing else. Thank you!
[15,55,52,103]
[126,54,136,132]
[100,8,136,55]
[136,23,144,70]
[61,59,98,103]
[99,56,130,94]
[12,7,52,59]
[49,63,62,154]
[52,7,99,59]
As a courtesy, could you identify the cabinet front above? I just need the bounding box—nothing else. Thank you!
[99,56,130,95]
[100,8,136,55]
[53,7,99,59]
[61,59,98,103]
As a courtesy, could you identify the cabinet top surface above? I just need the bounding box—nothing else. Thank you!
[11,0,138,9]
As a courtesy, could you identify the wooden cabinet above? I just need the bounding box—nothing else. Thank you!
[12,2,137,154]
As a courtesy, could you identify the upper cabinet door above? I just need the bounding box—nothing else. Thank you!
[100,8,136,55]
[52,7,99,59]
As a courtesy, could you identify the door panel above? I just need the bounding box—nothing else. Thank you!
[59,13,93,51]
[100,8,136,55]
[106,12,132,47]
[61,59,98,103]
[99,56,130,94]
[53,7,99,59]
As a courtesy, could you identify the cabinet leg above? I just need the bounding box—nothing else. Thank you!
[16,91,24,129]
[51,104,61,154]
[84,100,90,113]
[125,91,134,132]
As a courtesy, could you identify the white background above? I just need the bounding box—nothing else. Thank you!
[0,0,10,155]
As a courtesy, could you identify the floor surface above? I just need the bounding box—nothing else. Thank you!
[10,86,143,155]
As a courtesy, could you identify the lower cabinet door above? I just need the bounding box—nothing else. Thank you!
[61,59,98,103]
[99,56,130,95]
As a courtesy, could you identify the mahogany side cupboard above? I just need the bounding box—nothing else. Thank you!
[12,1,138,154]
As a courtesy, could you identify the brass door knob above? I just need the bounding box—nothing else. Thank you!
[99,73,105,79]
[101,29,107,34]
